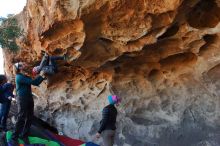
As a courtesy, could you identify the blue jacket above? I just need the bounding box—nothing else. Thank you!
[15,73,44,98]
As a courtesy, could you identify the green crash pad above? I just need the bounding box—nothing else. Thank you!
[6,131,60,146]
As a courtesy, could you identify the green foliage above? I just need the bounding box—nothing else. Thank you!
[0,15,23,52]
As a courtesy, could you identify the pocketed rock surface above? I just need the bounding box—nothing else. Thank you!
[3,0,220,145]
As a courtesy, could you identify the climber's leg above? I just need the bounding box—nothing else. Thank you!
[102,130,115,146]
[38,53,49,72]
[40,56,64,75]
[49,56,65,72]
[41,66,55,75]
[49,56,64,65]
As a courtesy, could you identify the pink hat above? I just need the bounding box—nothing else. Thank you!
[108,95,121,105]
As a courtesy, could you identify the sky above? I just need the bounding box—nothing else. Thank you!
[0,0,26,74]
[0,0,27,17]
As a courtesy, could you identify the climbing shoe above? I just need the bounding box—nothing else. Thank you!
[64,52,81,63]
[64,54,74,63]
[41,50,49,57]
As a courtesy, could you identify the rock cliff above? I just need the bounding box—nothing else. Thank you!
[3,0,220,145]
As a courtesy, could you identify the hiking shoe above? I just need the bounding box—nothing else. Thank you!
[9,139,19,146]
[0,131,6,139]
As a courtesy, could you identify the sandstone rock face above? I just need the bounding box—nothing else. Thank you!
[3,0,220,145]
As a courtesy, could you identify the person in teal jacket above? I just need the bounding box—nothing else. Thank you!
[10,62,46,146]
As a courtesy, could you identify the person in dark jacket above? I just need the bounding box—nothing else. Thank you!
[0,75,7,103]
[0,82,14,131]
[10,62,46,146]
[96,95,120,146]
[0,75,7,130]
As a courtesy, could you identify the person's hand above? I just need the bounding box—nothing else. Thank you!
[8,96,12,100]
[95,132,101,139]
[12,98,16,103]
[40,70,44,76]
[40,70,46,78]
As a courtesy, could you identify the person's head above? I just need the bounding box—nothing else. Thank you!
[108,95,121,105]
[13,62,28,74]
[0,75,7,85]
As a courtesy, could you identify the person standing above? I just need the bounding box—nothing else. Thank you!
[0,75,7,103]
[10,62,46,146]
[0,75,7,130]
[0,82,14,131]
[96,95,120,146]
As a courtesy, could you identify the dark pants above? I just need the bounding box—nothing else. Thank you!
[11,96,34,140]
[102,130,115,146]
[39,55,64,75]
[0,101,11,129]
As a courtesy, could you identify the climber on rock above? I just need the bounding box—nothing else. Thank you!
[32,50,74,76]
[96,95,121,146]
[9,62,46,146]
